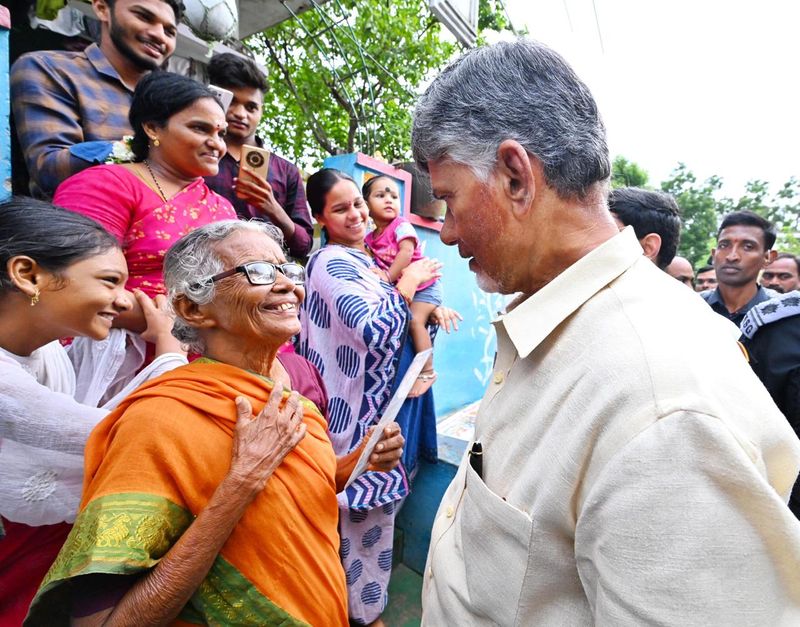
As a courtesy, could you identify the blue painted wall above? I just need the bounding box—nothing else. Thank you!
[0,7,10,201]
[322,153,503,418]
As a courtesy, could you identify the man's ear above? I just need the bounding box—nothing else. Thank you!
[92,0,111,23]
[172,295,217,331]
[764,249,778,265]
[495,140,536,219]
[639,233,662,264]
[6,256,43,299]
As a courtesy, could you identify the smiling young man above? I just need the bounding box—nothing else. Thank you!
[11,0,181,198]
[204,53,314,259]
[702,211,778,326]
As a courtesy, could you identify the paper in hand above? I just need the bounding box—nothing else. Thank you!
[344,349,433,488]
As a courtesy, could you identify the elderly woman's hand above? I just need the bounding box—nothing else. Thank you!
[366,422,404,473]
[229,387,307,495]
[429,305,463,333]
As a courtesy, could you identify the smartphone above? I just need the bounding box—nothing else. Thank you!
[239,145,271,180]
[208,84,234,112]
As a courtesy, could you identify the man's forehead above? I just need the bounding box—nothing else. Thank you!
[718,225,765,246]
[767,257,797,272]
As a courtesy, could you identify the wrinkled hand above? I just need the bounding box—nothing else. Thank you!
[135,290,176,343]
[429,305,463,333]
[234,170,288,226]
[366,422,404,472]
[229,387,307,494]
[402,258,442,287]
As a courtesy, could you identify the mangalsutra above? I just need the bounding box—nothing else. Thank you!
[144,160,168,202]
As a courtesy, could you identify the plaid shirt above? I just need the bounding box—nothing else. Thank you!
[204,139,314,258]
[11,44,133,198]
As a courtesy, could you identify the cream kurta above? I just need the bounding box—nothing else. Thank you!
[423,228,800,626]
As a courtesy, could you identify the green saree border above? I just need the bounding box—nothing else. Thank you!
[25,492,308,626]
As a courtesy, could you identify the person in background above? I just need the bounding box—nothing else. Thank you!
[608,187,681,270]
[11,0,182,198]
[694,264,718,292]
[301,168,456,627]
[25,220,403,625]
[54,71,236,335]
[204,53,314,259]
[741,291,800,518]
[702,210,778,326]
[0,198,185,624]
[762,252,800,294]
[412,38,800,625]
[665,255,695,288]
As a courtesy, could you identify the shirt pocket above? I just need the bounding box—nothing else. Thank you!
[460,462,533,625]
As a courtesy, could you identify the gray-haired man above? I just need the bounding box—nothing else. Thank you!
[413,39,800,625]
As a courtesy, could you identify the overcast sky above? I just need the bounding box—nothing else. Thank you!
[500,0,799,197]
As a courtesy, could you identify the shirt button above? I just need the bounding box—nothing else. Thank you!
[493,372,504,385]
[428,567,433,578]
[445,506,454,518]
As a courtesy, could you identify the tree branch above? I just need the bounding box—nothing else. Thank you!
[262,36,337,155]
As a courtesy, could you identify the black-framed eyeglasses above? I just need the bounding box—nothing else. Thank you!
[193,261,305,289]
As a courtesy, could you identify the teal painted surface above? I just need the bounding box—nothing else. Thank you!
[322,153,501,417]
[396,460,458,575]
[0,9,10,201]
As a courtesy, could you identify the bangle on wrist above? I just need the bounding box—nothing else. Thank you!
[396,285,413,306]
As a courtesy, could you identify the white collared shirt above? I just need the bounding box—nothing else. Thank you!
[423,228,800,626]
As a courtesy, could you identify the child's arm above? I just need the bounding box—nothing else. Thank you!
[386,239,416,283]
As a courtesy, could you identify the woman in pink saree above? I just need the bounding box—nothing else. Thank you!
[54,71,236,299]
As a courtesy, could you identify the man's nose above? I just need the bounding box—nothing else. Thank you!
[440,211,456,246]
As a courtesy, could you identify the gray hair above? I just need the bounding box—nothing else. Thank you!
[411,38,610,200]
[163,219,284,353]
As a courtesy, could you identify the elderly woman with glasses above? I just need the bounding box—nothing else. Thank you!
[26,220,405,626]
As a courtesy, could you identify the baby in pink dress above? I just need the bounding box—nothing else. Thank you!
[363,175,442,397]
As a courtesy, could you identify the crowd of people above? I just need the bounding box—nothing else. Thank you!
[2,0,800,624]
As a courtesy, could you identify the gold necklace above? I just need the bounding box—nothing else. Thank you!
[144,160,168,202]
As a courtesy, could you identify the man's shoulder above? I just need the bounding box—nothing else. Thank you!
[12,48,89,76]
[264,149,302,178]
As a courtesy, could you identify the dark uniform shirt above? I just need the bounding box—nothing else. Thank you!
[701,285,776,327]
[741,291,800,518]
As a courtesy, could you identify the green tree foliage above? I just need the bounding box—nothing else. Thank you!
[611,155,649,189]
[660,164,728,267]
[249,0,512,168]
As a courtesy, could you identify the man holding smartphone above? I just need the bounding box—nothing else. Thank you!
[204,53,314,258]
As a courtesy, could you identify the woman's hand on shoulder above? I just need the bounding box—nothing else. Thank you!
[135,290,185,355]
[429,305,463,333]
[228,387,307,496]
[366,422,404,473]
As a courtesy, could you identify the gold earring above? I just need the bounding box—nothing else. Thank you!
[153,138,160,147]
[30,288,40,307]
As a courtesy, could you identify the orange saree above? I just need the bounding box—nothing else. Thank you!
[26,360,348,626]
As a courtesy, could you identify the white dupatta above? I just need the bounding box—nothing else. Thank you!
[0,330,186,525]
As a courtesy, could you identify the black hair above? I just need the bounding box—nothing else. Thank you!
[717,210,777,251]
[772,252,800,274]
[0,197,120,294]
[696,265,715,275]
[207,53,268,92]
[129,71,223,160]
[609,187,682,269]
[361,175,397,200]
[105,0,184,22]
[306,168,358,217]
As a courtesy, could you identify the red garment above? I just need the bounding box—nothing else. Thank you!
[0,518,71,625]
[54,164,237,296]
